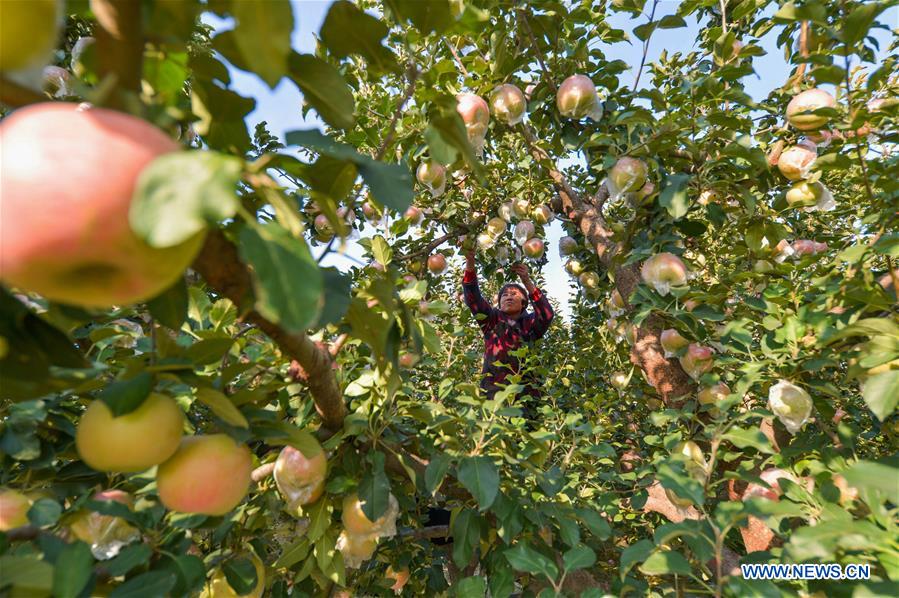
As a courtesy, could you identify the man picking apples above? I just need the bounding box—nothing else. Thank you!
[462,248,554,410]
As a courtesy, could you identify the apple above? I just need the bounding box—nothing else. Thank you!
[489,84,526,125]
[767,380,813,434]
[0,103,205,308]
[531,204,553,224]
[777,142,817,180]
[156,435,253,516]
[342,492,399,536]
[416,161,446,197]
[513,220,535,246]
[785,181,826,208]
[41,65,73,98]
[659,329,688,358]
[399,352,419,368]
[697,382,730,413]
[68,490,140,559]
[511,198,530,219]
[76,393,184,473]
[498,202,514,222]
[609,289,625,311]
[579,271,600,290]
[362,201,380,221]
[0,0,60,73]
[386,566,411,594]
[337,530,378,569]
[791,239,827,257]
[523,238,544,259]
[456,93,489,148]
[610,371,628,390]
[556,75,602,120]
[427,254,447,273]
[486,216,507,238]
[697,189,720,206]
[0,488,32,531]
[558,236,578,256]
[641,253,688,295]
[609,157,648,195]
[631,181,655,205]
[744,468,801,501]
[494,245,511,265]
[404,205,423,225]
[477,233,495,251]
[313,214,334,242]
[674,440,707,480]
[679,344,714,380]
[274,442,328,510]
[683,299,699,312]
[565,259,584,276]
[786,88,837,131]
[200,551,266,598]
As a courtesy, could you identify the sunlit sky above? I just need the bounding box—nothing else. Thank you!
[204,1,896,322]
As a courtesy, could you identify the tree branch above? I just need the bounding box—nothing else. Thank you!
[192,230,347,431]
[516,10,558,95]
[0,77,46,108]
[396,227,468,262]
[374,64,420,161]
[90,0,143,109]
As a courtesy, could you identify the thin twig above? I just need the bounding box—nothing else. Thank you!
[374,65,420,161]
[632,0,659,92]
[444,38,469,78]
[397,227,468,262]
[516,10,558,95]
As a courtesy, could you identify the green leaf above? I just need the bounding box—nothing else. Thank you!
[223,556,257,595]
[843,460,899,504]
[273,538,310,569]
[238,223,323,333]
[109,571,177,598]
[232,0,293,87]
[721,426,775,454]
[147,277,188,330]
[284,130,412,211]
[98,372,154,417]
[304,499,332,543]
[195,387,248,428]
[385,0,454,34]
[454,575,487,598]
[840,1,887,46]
[425,452,452,496]
[372,235,393,266]
[0,556,54,596]
[131,151,242,248]
[457,456,499,510]
[105,544,153,577]
[862,370,899,421]
[452,509,482,567]
[312,268,352,328]
[639,550,692,576]
[53,542,93,598]
[183,337,236,365]
[28,498,62,527]
[160,554,206,597]
[320,1,400,74]
[620,539,655,578]
[504,543,559,581]
[659,173,692,220]
[287,53,356,130]
[575,509,612,540]
[358,452,391,522]
[563,545,596,572]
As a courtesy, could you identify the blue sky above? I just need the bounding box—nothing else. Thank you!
[205,1,896,321]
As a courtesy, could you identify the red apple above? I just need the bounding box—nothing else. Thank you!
[660,329,688,357]
[342,492,399,536]
[0,488,31,531]
[512,198,531,218]
[427,254,447,273]
[404,206,423,225]
[0,103,205,308]
[777,143,817,180]
[274,442,328,510]
[531,204,553,224]
[792,239,827,256]
[679,344,714,380]
[641,253,688,295]
[362,201,380,221]
[489,83,526,125]
[609,157,648,194]
[523,238,545,259]
[41,65,72,98]
[697,383,730,411]
[556,75,602,120]
[456,93,489,147]
[558,236,578,256]
[156,435,253,516]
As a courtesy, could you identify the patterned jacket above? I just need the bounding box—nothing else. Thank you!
[462,269,554,398]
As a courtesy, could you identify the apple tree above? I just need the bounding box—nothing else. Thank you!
[0,0,897,597]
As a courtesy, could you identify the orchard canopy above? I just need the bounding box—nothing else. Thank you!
[1,0,898,596]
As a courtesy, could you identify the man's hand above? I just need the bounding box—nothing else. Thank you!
[510,262,535,291]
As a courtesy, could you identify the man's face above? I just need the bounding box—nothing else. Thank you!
[499,287,526,315]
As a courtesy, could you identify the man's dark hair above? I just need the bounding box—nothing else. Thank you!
[498,283,529,310]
